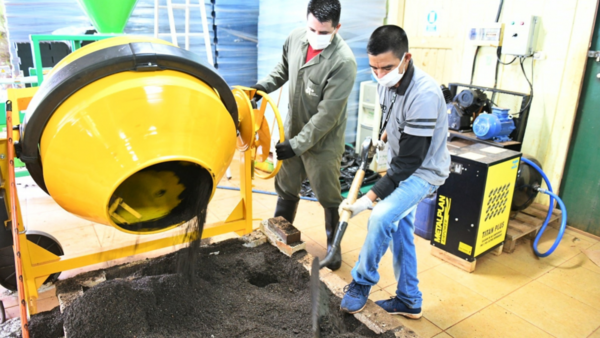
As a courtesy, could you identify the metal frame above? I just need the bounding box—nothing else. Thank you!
[5,101,29,336]
[154,0,214,66]
[30,34,117,85]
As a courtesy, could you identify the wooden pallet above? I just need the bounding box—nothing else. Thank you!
[503,203,562,253]
[431,243,504,273]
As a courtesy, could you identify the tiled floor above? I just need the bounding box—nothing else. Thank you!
[2,157,600,338]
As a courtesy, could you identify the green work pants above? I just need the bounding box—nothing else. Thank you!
[274,151,343,209]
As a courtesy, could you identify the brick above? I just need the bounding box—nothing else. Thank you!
[58,289,83,313]
[260,220,306,257]
[267,217,301,244]
[241,230,268,248]
[354,301,405,335]
[80,271,106,289]
[392,325,421,338]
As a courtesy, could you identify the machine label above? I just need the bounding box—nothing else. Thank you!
[480,221,506,248]
[434,195,451,245]
[474,157,520,256]
[458,242,473,255]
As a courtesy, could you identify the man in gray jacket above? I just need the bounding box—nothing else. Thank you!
[252,0,357,270]
[340,25,450,318]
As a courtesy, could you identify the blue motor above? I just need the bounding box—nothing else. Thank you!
[473,107,516,142]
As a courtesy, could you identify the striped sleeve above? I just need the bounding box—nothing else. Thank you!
[404,90,441,137]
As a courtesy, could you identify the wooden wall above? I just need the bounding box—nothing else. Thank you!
[388,0,599,203]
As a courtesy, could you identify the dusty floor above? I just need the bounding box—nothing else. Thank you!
[2,156,600,338]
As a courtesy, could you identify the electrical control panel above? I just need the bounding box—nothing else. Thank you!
[502,16,539,56]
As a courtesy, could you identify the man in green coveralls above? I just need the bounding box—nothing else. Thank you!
[252,0,357,270]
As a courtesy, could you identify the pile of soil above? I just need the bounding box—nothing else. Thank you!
[27,239,398,338]
[29,308,63,338]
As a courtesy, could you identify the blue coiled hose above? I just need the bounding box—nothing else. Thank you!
[520,157,568,257]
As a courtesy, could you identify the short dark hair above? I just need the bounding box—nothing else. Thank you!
[367,25,409,59]
[307,0,341,27]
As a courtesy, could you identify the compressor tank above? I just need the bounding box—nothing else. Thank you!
[18,36,238,234]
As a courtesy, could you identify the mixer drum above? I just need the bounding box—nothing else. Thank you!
[18,37,238,234]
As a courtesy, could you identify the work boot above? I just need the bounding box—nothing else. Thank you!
[274,197,299,224]
[324,207,342,271]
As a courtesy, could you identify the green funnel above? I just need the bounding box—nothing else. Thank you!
[77,0,139,34]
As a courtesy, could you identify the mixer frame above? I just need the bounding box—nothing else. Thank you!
[2,85,282,316]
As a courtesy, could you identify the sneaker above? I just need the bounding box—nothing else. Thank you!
[340,280,372,314]
[375,297,422,319]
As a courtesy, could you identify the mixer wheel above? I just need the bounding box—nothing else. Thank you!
[250,89,285,180]
[232,86,285,180]
[0,232,64,291]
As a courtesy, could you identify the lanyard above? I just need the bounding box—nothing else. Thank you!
[379,92,398,140]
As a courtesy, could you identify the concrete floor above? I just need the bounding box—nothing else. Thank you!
[2,156,600,338]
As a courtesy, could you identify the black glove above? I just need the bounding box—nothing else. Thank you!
[250,84,267,108]
[275,140,296,160]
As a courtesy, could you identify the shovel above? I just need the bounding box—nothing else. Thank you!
[311,257,321,337]
[319,137,376,269]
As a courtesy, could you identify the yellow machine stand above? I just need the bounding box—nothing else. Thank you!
[0,36,283,316]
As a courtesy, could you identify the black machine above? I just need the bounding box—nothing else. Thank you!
[432,142,521,261]
[443,83,540,211]
[445,83,533,148]
[443,86,492,132]
[430,82,542,262]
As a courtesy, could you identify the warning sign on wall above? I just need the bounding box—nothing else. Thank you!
[424,9,440,36]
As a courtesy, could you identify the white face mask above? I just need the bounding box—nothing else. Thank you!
[373,54,406,88]
[306,27,335,50]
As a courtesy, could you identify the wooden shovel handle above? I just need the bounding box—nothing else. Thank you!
[341,169,366,223]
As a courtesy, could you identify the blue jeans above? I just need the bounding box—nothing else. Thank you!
[351,175,436,309]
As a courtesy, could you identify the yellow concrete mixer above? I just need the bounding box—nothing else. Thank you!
[0,35,283,318]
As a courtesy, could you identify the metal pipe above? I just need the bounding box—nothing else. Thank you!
[156,33,213,37]
[166,0,178,46]
[199,0,214,65]
[158,4,204,8]
[185,0,190,50]
[216,185,318,202]
[154,0,159,39]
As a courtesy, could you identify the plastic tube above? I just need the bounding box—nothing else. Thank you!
[216,185,318,202]
[520,157,568,257]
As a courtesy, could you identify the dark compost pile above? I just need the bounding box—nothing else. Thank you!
[27,239,397,338]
